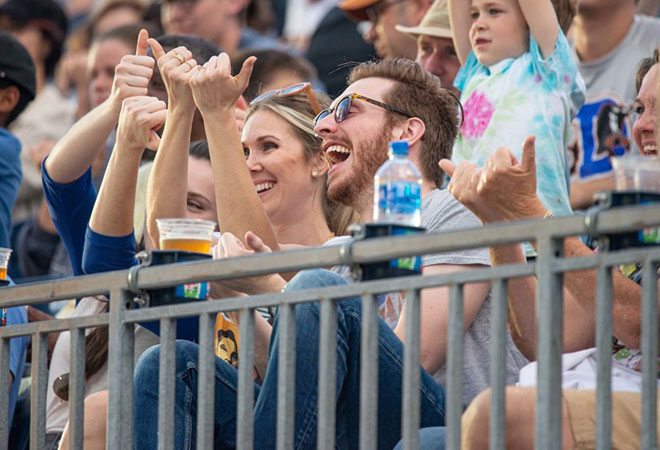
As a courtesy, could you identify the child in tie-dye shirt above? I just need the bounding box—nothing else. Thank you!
[448,0,585,216]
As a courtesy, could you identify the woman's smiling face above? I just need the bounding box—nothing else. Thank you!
[242,109,324,224]
[633,63,658,156]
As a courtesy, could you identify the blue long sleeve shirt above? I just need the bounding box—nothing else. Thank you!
[0,128,22,248]
[42,162,96,276]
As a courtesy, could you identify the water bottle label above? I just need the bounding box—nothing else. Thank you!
[378,181,421,215]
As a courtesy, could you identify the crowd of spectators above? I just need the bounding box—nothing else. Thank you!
[1,0,660,448]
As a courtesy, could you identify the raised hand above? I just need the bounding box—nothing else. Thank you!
[189,52,256,115]
[108,29,155,114]
[148,39,198,111]
[440,136,546,223]
[116,96,167,152]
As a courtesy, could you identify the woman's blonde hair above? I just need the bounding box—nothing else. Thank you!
[246,94,361,236]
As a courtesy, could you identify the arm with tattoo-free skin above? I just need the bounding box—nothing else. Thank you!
[145,39,198,247]
[447,0,473,66]
[89,96,166,237]
[440,136,653,357]
[188,53,280,251]
[395,265,491,372]
[45,29,154,184]
[517,0,560,59]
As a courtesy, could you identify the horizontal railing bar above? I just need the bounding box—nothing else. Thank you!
[553,247,660,273]
[116,263,539,323]
[0,275,122,306]
[0,314,109,338]
[0,205,659,305]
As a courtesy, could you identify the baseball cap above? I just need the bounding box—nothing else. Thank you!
[0,0,68,46]
[395,0,451,39]
[0,31,36,102]
[339,0,382,22]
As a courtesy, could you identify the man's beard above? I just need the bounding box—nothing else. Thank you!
[327,128,391,210]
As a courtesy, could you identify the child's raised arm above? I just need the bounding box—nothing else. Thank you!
[518,0,560,60]
[447,0,474,66]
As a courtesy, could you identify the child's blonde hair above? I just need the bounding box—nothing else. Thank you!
[551,0,576,34]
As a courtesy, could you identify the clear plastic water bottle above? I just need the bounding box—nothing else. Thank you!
[374,141,422,226]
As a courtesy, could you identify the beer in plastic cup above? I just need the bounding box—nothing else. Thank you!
[0,248,11,280]
[612,155,660,192]
[156,219,216,254]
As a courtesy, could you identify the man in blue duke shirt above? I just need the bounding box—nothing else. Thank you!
[0,31,36,248]
[0,31,35,430]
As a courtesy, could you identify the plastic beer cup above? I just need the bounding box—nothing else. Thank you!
[0,247,11,280]
[156,219,216,254]
[612,155,660,192]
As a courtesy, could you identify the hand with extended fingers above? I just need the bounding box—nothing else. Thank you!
[116,96,167,152]
[188,52,257,116]
[108,29,155,114]
[439,136,547,223]
[148,38,198,111]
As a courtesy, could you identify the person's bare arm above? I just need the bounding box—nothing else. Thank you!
[145,40,198,246]
[569,176,615,210]
[189,53,279,250]
[559,236,648,349]
[447,0,473,68]
[89,96,166,236]
[489,242,595,361]
[394,264,490,373]
[45,30,154,184]
[441,136,658,351]
[517,0,560,59]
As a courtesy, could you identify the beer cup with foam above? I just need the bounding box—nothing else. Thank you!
[156,218,216,254]
[0,247,11,280]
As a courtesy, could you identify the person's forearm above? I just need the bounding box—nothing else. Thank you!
[89,143,144,237]
[146,108,194,247]
[569,176,615,210]
[201,108,279,250]
[447,0,474,66]
[561,236,645,349]
[45,100,118,184]
[517,0,559,58]
[490,244,540,360]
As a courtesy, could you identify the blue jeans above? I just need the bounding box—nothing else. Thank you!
[133,269,446,449]
[393,427,446,450]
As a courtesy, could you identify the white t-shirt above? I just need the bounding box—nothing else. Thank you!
[45,296,159,433]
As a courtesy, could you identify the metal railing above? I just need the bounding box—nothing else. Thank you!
[1,203,660,450]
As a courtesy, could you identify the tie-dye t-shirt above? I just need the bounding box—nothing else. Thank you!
[452,31,586,217]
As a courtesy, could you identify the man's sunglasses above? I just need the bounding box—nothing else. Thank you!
[313,93,412,126]
[250,82,322,115]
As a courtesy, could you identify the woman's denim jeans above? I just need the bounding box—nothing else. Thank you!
[133,269,446,449]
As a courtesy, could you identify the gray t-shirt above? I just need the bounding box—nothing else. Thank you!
[422,189,528,404]
[571,14,660,181]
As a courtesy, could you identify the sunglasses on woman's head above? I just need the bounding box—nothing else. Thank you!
[249,82,322,115]
[313,93,413,126]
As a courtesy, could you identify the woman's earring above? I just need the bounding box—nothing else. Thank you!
[312,170,319,177]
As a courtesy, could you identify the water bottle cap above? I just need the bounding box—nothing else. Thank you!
[389,141,409,156]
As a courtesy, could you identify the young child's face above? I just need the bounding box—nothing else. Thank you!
[469,0,529,66]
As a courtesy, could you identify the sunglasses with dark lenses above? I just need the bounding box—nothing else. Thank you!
[250,82,322,115]
[315,91,465,129]
[313,93,413,126]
